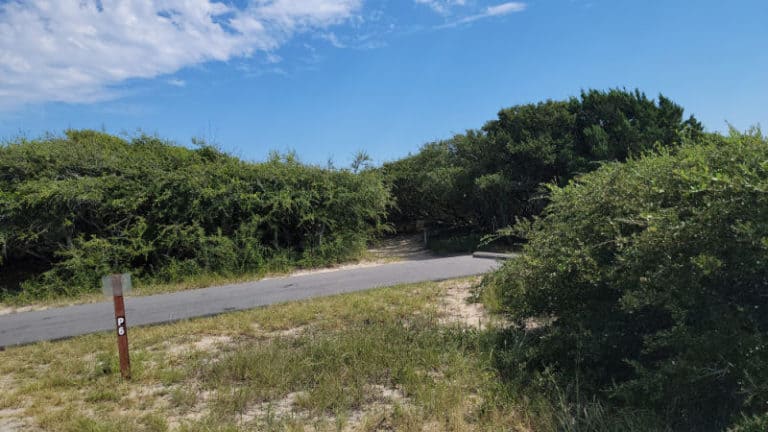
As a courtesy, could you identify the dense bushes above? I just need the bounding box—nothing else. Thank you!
[382,89,702,233]
[485,130,768,429]
[0,130,390,299]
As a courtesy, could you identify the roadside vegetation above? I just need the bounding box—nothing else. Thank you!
[3,88,767,430]
[381,88,702,250]
[483,129,768,430]
[0,130,390,303]
[0,278,523,432]
[377,88,768,429]
[0,88,701,301]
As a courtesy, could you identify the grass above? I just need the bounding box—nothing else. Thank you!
[0,275,667,431]
[0,277,534,432]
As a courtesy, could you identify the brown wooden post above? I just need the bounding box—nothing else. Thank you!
[111,274,131,380]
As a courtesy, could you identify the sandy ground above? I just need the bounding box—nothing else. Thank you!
[368,235,433,261]
[437,278,488,330]
[0,374,34,432]
[0,409,30,432]
[160,278,492,432]
[0,305,47,317]
[0,276,495,432]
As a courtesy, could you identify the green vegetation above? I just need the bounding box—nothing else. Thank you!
[2,276,687,431]
[382,88,702,244]
[0,130,390,302]
[425,232,486,254]
[484,129,768,430]
[0,279,530,431]
[4,88,766,430]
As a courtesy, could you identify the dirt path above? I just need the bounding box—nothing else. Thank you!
[368,235,433,261]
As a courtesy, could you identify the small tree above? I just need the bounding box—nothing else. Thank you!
[350,150,373,173]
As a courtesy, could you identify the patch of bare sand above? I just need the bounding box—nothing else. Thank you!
[0,408,30,432]
[438,279,489,329]
[274,261,390,279]
[162,324,308,358]
[0,408,40,432]
[368,235,433,261]
[340,385,408,432]
[0,375,38,431]
[0,305,49,317]
[165,335,233,356]
[437,279,539,333]
[127,383,171,404]
[0,374,15,393]
[236,384,409,430]
[240,391,308,423]
[251,323,309,339]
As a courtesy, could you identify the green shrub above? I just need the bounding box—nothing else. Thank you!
[486,130,768,429]
[729,413,768,432]
[382,88,702,232]
[0,130,391,299]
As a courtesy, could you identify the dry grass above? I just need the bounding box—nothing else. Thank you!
[0,277,530,432]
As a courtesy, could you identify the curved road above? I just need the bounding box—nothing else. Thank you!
[0,255,501,348]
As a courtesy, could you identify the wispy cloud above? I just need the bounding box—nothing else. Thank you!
[436,2,526,28]
[167,79,187,87]
[485,2,528,16]
[0,0,361,109]
[265,53,283,64]
[415,0,467,15]
[320,32,347,48]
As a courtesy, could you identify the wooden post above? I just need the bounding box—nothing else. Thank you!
[111,274,131,380]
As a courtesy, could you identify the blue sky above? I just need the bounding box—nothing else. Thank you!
[1,0,766,166]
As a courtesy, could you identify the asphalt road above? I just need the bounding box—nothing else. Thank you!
[0,255,501,348]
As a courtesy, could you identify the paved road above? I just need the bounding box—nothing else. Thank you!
[0,255,501,348]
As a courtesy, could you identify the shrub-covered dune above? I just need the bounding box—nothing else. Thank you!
[0,130,390,301]
[382,89,703,234]
[485,129,768,430]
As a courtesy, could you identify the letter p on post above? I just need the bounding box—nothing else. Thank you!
[102,274,132,379]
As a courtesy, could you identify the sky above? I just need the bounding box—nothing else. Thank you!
[1,0,766,166]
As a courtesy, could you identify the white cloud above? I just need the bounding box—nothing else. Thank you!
[320,32,346,48]
[265,53,283,64]
[415,0,467,15]
[485,2,527,16]
[167,79,186,87]
[0,0,361,108]
[437,1,526,28]
[250,0,361,28]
